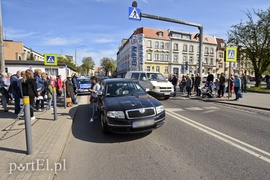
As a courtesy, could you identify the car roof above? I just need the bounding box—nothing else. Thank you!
[103,78,135,83]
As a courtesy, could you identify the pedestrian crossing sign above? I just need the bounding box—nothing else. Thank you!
[226,47,237,62]
[129,7,141,21]
[44,54,58,66]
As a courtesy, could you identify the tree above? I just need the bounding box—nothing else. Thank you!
[58,56,76,70]
[100,57,117,76]
[227,8,270,87]
[27,51,35,61]
[82,57,95,76]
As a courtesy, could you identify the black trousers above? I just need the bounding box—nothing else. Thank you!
[29,96,35,117]
[218,85,225,97]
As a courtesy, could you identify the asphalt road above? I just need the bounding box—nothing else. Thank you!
[55,96,270,180]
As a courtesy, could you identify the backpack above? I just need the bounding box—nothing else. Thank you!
[9,79,22,98]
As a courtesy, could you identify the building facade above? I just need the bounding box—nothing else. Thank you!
[3,40,44,61]
[117,27,222,78]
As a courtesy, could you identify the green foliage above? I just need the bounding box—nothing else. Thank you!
[227,8,270,87]
[58,56,76,70]
[100,57,116,76]
[82,57,95,76]
[27,52,35,61]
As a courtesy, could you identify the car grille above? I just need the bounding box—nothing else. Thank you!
[126,108,156,119]
[160,87,172,89]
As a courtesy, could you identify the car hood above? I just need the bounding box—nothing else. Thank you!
[104,95,161,111]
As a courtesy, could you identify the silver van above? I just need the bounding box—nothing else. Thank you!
[125,71,174,100]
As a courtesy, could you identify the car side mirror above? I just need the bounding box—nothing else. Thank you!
[97,91,103,96]
[145,88,150,92]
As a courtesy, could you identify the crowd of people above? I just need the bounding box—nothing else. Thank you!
[0,69,80,120]
[170,72,247,100]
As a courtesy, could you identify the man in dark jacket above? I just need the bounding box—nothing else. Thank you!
[170,74,178,97]
[207,71,214,83]
[241,73,247,93]
[9,71,21,114]
[218,73,226,98]
[194,73,201,96]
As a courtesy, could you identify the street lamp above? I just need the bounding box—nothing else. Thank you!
[75,46,85,66]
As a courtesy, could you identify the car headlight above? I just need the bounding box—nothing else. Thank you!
[156,105,165,114]
[107,111,125,119]
[153,86,160,89]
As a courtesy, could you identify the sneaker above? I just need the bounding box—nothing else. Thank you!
[89,118,94,123]
[31,116,36,120]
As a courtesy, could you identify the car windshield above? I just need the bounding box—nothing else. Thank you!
[78,79,91,84]
[105,82,146,97]
[147,73,166,81]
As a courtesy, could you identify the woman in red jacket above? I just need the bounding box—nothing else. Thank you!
[56,75,63,97]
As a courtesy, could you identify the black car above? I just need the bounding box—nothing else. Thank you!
[97,78,165,134]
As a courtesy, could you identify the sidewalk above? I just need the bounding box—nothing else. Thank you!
[181,92,270,111]
[0,96,83,180]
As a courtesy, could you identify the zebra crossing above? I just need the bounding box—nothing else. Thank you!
[166,106,220,112]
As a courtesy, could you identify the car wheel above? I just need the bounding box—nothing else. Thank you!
[100,112,110,134]
[164,97,170,100]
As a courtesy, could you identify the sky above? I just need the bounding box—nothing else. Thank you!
[2,0,270,66]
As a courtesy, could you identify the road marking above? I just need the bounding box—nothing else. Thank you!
[201,110,219,114]
[165,108,184,112]
[166,110,270,164]
[185,107,204,111]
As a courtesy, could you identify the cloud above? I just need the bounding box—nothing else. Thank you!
[42,37,82,46]
[142,0,149,3]
[5,28,39,40]
[93,38,117,43]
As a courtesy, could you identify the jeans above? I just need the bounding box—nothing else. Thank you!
[186,86,191,96]
[14,96,21,114]
[234,87,240,99]
[173,86,176,97]
[182,85,186,94]
[218,85,225,97]
[48,98,53,109]
[1,94,8,109]
[90,102,97,119]
[195,86,201,96]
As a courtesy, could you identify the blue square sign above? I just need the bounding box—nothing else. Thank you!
[129,7,141,21]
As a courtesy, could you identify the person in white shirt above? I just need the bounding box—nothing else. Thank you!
[89,76,101,123]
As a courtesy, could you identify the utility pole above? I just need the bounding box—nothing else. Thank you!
[0,0,5,73]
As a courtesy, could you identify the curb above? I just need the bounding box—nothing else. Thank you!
[213,101,270,111]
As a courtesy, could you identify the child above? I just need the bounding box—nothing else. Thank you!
[214,79,220,95]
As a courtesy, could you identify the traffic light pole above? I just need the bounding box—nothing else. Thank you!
[0,0,5,73]
[140,12,204,84]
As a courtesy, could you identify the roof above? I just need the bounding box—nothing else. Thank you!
[5,60,77,71]
[103,78,134,83]
[216,38,226,50]
[134,27,170,40]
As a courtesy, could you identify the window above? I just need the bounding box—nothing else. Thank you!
[131,73,140,80]
[160,42,164,49]
[160,54,164,61]
[210,48,214,54]
[197,56,200,63]
[197,46,200,53]
[205,58,208,64]
[186,35,191,40]
[189,45,194,52]
[156,66,160,72]
[174,55,178,62]
[140,73,147,81]
[189,56,193,64]
[165,66,169,73]
[219,52,223,58]
[173,43,178,51]
[45,68,58,76]
[165,55,169,62]
[146,66,151,71]
[165,43,169,50]
[183,44,187,52]
[183,56,187,63]
[210,58,214,65]
[205,47,209,54]
[155,54,159,61]
[218,64,223,68]
[147,53,152,60]
[155,41,159,49]
[147,40,152,48]
[157,31,164,37]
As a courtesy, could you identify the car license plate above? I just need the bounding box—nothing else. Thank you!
[132,120,154,128]
[164,92,171,95]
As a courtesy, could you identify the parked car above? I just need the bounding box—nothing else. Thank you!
[97,78,165,134]
[125,71,174,100]
[76,77,92,95]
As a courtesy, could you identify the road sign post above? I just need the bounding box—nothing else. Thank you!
[53,87,57,120]
[225,47,237,99]
[129,1,204,85]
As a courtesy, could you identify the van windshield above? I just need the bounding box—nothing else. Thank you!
[147,73,166,81]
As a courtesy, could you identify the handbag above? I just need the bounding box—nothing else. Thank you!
[90,95,97,103]
[66,97,72,103]
[238,92,243,98]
